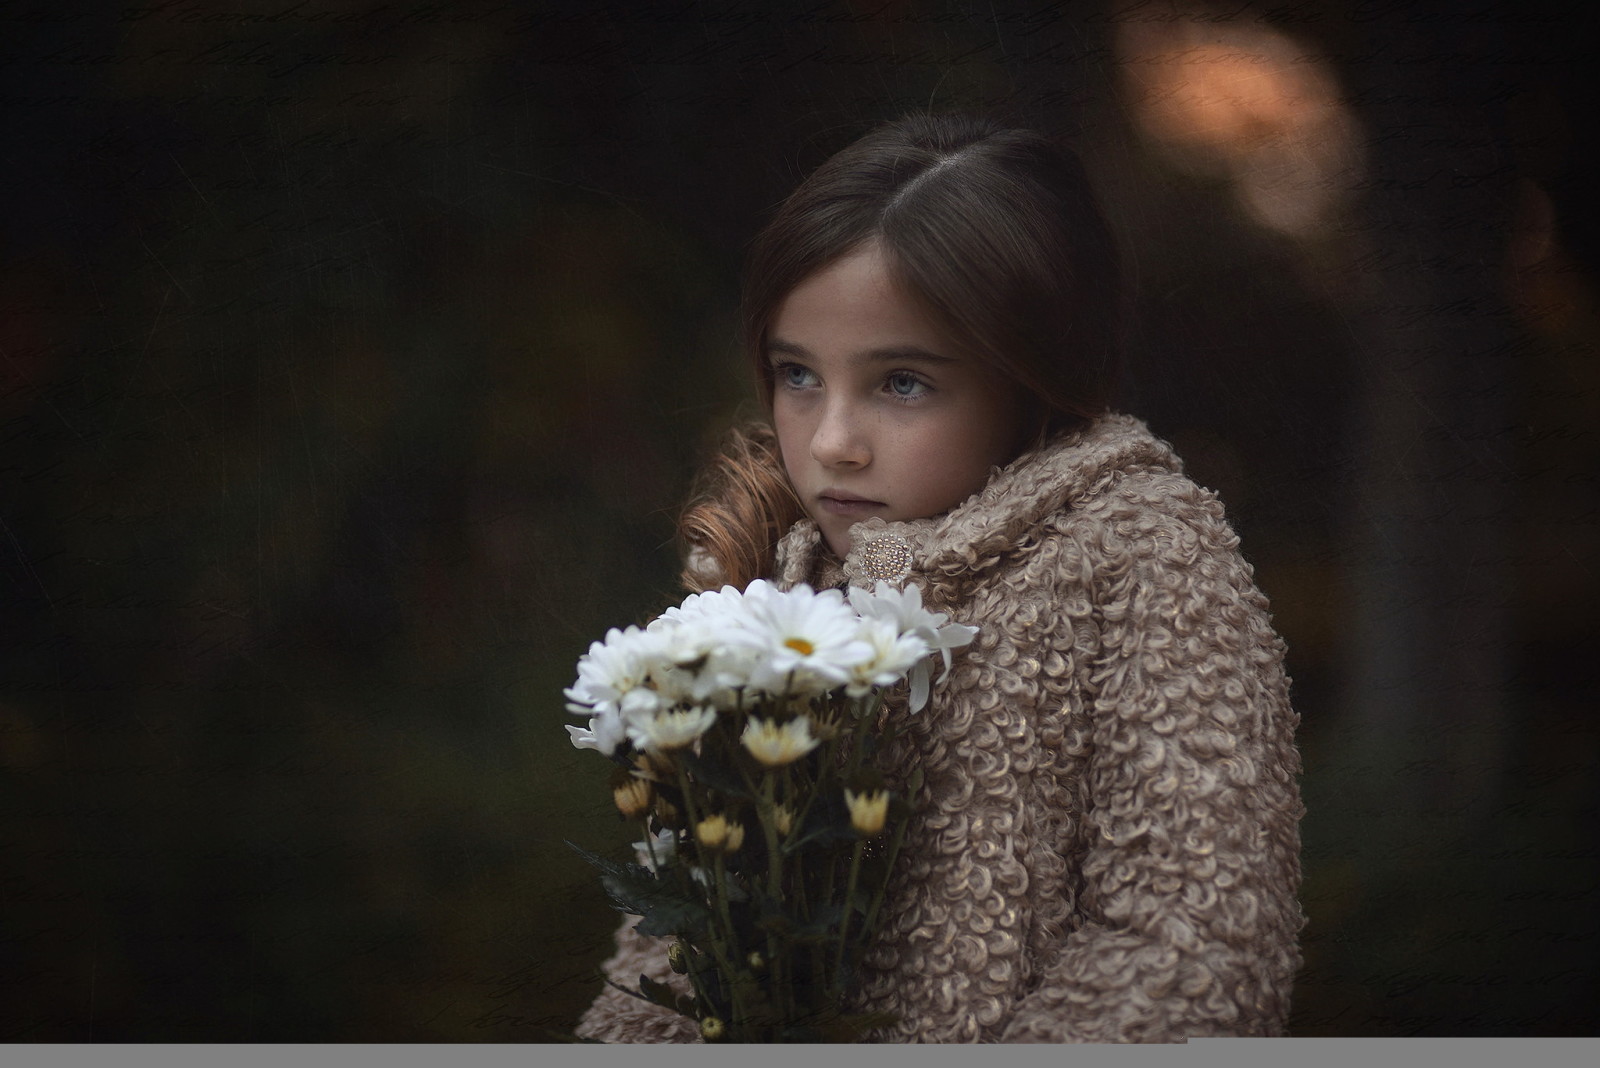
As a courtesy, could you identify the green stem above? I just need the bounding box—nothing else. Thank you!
[761,776,783,896]
[675,763,743,1030]
[679,939,714,1021]
[712,852,739,959]
[636,819,708,1022]
[842,694,878,781]
[758,774,785,1026]
[831,839,866,997]
[709,850,749,1034]
[785,705,839,859]
[861,809,908,938]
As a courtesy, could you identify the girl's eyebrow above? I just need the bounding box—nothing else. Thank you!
[765,337,957,365]
[763,338,810,362]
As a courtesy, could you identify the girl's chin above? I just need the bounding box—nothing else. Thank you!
[810,509,891,559]
[811,521,852,560]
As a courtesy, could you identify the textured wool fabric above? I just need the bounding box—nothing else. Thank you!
[574,413,1305,1043]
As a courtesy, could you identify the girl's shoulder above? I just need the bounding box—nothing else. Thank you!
[957,412,1219,550]
[1059,456,1235,540]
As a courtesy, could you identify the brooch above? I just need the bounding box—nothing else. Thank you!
[857,533,914,584]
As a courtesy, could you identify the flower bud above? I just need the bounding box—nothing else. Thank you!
[700,1015,726,1042]
[668,941,688,975]
[741,715,820,768]
[612,776,653,820]
[844,788,889,837]
[694,814,729,851]
[747,950,765,972]
[631,752,670,782]
[808,705,843,742]
[772,804,794,838]
[696,813,745,854]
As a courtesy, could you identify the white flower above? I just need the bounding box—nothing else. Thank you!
[740,715,821,768]
[564,625,667,717]
[564,722,598,751]
[565,704,627,756]
[647,586,766,705]
[647,604,722,669]
[655,584,749,630]
[619,685,667,721]
[905,663,934,714]
[562,578,979,757]
[625,706,718,753]
[633,828,676,872]
[843,618,931,698]
[848,582,977,710]
[734,581,875,695]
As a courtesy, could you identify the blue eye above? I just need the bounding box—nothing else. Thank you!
[775,362,817,390]
[886,372,928,399]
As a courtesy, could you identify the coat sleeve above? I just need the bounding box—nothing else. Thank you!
[999,487,1306,1043]
[573,914,703,1043]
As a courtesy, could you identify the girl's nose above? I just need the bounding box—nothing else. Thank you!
[810,400,870,468]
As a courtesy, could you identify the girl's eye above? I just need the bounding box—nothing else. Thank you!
[775,363,817,390]
[886,371,929,399]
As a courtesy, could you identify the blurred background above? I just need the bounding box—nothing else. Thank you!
[1,0,1594,1041]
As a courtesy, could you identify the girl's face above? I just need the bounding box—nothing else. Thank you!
[767,242,1030,559]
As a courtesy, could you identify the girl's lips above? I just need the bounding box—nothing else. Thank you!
[817,492,885,517]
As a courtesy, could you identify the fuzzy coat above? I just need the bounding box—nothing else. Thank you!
[574,413,1305,1043]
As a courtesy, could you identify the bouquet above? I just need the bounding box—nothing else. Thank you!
[564,579,976,1042]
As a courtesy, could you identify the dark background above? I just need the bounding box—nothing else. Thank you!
[2,0,1594,1041]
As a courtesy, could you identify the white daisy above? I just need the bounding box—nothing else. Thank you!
[655,584,748,630]
[735,581,874,695]
[648,586,766,704]
[842,618,931,698]
[848,582,978,710]
[564,625,667,717]
[740,715,821,768]
[565,704,627,756]
[625,706,718,753]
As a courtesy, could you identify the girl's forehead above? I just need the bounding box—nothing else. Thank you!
[773,246,955,351]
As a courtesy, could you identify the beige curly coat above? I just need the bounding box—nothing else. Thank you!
[575,413,1305,1043]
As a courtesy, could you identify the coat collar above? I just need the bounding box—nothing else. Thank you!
[773,413,1181,596]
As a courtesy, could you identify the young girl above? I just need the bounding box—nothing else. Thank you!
[575,112,1305,1044]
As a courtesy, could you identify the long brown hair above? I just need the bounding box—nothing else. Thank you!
[679,112,1123,591]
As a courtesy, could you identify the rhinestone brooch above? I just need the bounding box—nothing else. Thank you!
[858,533,914,583]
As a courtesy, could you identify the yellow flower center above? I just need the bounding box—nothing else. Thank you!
[784,637,815,656]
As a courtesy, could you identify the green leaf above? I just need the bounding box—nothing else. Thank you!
[566,840,712,937]
[565,839,645,882]
[630,891,712,938]
[635,974,678,1010]
[637,974,697,1019]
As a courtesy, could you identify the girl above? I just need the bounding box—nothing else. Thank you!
[575,112,1305,1043]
